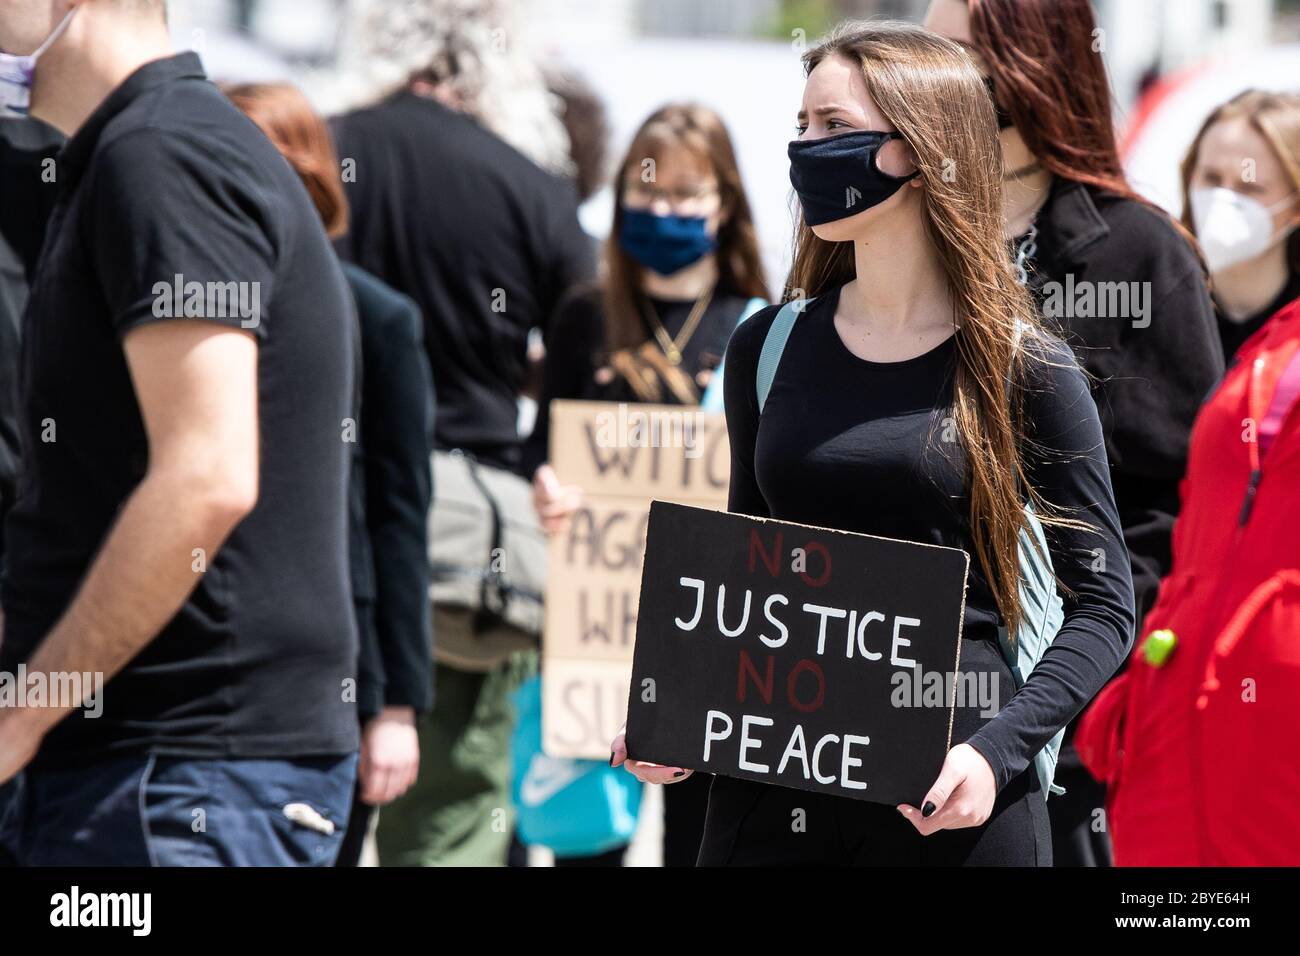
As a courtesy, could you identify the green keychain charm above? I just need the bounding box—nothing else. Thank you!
[1142,628,1178,668]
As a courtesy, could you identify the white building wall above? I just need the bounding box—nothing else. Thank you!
[1098,0,1274,109]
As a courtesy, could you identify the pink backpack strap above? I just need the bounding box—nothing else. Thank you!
[1260,347,1300,460]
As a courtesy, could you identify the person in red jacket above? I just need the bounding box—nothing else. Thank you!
[1078,297,1300,866]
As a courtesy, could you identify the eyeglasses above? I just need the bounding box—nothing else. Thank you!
[622,179,720,207]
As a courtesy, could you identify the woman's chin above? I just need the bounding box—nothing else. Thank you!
[810,209,876,244]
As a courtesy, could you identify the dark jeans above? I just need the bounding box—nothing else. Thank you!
[0,752,357,866]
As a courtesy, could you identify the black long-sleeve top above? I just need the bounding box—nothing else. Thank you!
[722,287,1136,791]
[344,263,436,719]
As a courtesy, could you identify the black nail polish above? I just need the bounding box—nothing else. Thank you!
[609,752,616,766]
[673,770,686,778]
[922,801,936,818]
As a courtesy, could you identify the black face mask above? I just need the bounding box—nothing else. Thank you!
[984,76,1014,130]
[787,130,918,227]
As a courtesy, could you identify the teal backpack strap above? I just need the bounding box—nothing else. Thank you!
[756,299,808,413]
[699,297,768,413]
[999,320,1067,798]
[1001,501,1066,799]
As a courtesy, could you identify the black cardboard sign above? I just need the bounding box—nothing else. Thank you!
[625,501,970,807]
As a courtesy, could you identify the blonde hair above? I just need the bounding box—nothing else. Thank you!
[790,21,1084,637]
[1181,89,1300,273]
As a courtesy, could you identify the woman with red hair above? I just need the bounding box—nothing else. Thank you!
[924,0,1224,867]
[227,83,436,867]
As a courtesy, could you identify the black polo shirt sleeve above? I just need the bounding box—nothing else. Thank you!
[85,126,279,340]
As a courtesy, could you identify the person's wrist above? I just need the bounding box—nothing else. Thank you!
[377,705,416,726]
[0,702,54,742]
[962,734,1007,792]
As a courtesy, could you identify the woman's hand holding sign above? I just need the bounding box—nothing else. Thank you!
[897,743,996,834]
[610,726,694,785]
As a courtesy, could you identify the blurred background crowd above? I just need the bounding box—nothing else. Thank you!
[166,0,1300,282]
[2,0,1299,869]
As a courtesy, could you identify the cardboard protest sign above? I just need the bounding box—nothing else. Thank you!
[542,400,730,759]
[625,500,969,807]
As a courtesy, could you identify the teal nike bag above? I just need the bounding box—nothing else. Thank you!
[754,299,1065,798]
[510,676,643,857]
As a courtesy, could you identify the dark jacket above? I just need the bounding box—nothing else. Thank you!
[1026,178,1225,624]
[344,262,436,719]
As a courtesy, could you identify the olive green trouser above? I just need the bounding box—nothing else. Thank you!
[376,652,536,867]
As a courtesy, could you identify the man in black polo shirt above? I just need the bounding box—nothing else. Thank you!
[0,0,360,866]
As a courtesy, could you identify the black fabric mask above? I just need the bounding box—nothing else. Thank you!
[787,130,918,226]
[984,76,1015,130]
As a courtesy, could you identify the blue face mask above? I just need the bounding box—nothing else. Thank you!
[787,129,918,226]
[0,7,78,119]
[619,207,717,276]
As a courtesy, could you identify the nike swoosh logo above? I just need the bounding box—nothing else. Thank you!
[519,755,588,806]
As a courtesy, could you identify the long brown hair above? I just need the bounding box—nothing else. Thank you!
[604,104,767,354]
[225,82,349,239]
[1180,89,1300,274]
[791,21,1081,638]
[968,0,1199,251]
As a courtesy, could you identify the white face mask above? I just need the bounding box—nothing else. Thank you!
[1190,186,1298,274]
[0,7,78,120]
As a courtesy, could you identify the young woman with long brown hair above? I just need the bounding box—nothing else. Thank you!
[524,103,768,866]
[612,21,1134,867]
[923,0,1223,867]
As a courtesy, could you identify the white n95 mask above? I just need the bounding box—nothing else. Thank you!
[1190,186,1298,274]
[0,7,78,119]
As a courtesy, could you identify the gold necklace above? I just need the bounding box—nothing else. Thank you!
[641,285,715,366]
